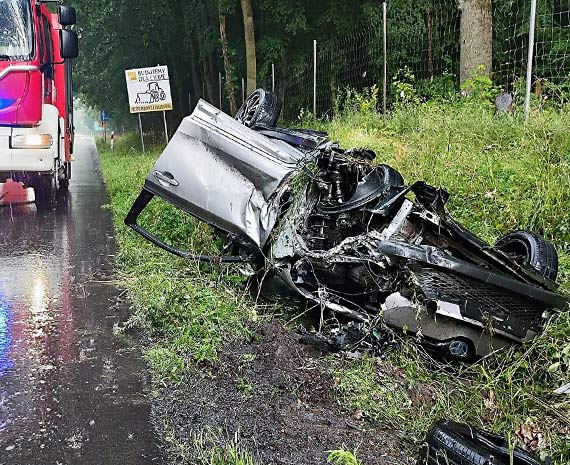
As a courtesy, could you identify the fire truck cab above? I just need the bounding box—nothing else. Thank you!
[0,0,78,204]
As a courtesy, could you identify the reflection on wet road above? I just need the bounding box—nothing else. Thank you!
[0,137,161,464]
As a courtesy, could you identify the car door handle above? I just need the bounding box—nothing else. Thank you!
[153,170,179,187]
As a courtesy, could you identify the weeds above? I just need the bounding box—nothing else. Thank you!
[327,449,362,465]
[98,138,257,377]
[162,427,260,465]
[331,313,570,458]
[235,377,253,396]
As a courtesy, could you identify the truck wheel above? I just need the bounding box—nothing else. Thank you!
[34,175,57,209]
[235,89,281,128]
[495,230,558,282]
[58,163,70,190]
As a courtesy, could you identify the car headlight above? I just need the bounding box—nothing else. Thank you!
[10,134,53,149]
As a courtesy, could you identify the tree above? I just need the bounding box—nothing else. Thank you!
[219,3,238,114]
[240,0,257,94]
[459,0,493,82]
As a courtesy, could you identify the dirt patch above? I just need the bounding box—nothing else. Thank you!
[153,321,410,464]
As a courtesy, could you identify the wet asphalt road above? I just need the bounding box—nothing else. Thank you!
[0,137,162,464]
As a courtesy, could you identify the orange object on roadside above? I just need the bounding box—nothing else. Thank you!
[0,180,34,204]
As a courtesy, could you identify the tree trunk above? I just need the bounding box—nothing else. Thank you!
[459,0,493,82]
[196,30,214,102]
[188,39,201,110]
[240,0,257,94]
[182,2,201,109]
[196,4,214,102]
[219,10,238,115]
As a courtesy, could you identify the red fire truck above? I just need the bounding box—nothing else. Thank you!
[0,0,78,204]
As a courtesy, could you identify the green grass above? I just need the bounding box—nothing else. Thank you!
[98,133,257,382]
[329,313,570,459]
[98,101,570,464]
[161,427,259,465]
[318,101,570,463]
[327,449,362,465]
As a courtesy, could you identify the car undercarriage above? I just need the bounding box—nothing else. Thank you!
[126,89,567,360]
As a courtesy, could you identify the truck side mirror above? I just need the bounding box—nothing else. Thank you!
[60,30,79,59]
[58,6,77,26]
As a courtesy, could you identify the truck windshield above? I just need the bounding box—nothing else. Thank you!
[0,0,34,61]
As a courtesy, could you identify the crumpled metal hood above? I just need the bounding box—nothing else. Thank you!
[144,100,308,247]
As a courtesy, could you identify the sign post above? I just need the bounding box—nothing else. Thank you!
[162,111,168,145]
[125,65,173,150]
[100,108,110,142]
[138,113,145,153]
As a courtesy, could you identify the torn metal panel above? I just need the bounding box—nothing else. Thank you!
[142,100,313,247]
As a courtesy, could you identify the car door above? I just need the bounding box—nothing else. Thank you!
[126,100,308,252]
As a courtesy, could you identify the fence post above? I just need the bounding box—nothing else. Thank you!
[313,39,317,117]
[242,77,245,103]
[382,0,387,117]
[219,71,223,109]
[272,63,275,93]
[524,0,537,121]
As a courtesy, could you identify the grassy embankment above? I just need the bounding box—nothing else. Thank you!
[99,100,570,464]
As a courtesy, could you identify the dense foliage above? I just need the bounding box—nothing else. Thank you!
[74,0,385,129]
[73,0,570,131]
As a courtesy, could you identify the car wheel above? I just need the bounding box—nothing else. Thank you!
[495,230,558,282]
[58,162,70,190]
[235,89,281,128]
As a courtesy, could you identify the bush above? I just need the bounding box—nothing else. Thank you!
[460,65,501,103]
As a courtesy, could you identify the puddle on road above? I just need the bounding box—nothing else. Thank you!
[0,203,76,451]
[0,138,161,464]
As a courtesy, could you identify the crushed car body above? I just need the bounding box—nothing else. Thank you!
[126,89,567,360]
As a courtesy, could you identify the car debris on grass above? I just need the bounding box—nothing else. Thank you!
[125,89,567,361]
[423,420,544,465]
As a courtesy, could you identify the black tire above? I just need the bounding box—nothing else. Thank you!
[235,89,281,128]
[423,420,542,465]
[495,230,558,282]
[33,174,57,209]
[59,162,70,191]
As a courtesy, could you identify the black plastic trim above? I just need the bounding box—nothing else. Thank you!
[377,240,567,309]
[124,188,248,263]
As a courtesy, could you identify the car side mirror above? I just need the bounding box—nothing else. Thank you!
[58,6,77,26]
[60,30,79,59]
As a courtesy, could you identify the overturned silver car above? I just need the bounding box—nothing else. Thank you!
[126,90,567,359]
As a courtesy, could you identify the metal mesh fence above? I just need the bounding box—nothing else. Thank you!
[279,1,462,120]
[279,26,383,120]
[230,0,570,120]
[387,1,460,84]
[495,0,570,98]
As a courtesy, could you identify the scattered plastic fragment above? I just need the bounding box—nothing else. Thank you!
[423,420,543,465]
